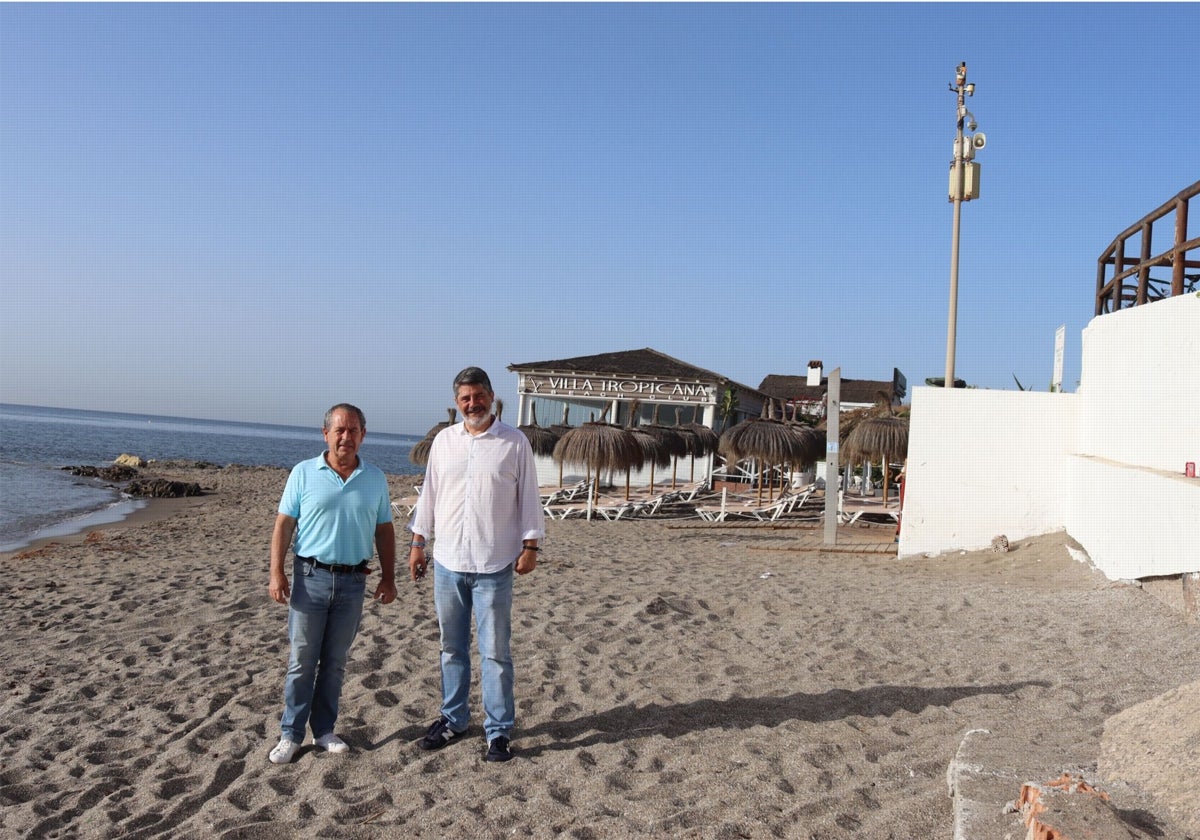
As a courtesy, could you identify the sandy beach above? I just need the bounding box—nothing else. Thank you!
[2,462,1197,839]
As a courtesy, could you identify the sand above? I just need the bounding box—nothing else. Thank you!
[2,462,1197,839]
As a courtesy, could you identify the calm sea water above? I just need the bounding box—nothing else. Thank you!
[0,403,422,553]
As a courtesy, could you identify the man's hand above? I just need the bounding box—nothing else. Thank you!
[270,514,297,605]
[409,547,427,582]
[269,570,290,604]
[373,578,397,604]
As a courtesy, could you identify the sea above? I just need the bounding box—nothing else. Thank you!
[0,403,423,553]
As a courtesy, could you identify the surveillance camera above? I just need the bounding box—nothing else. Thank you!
[972,133,987,149]
[968,119,978,132]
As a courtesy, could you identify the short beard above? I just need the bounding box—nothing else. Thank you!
[463,411,492,430]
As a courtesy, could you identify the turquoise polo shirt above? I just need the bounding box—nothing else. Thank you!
[279,453,392,564]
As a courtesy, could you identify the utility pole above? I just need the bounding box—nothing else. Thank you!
[944,62,985,388]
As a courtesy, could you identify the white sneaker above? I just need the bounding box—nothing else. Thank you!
[314,733,350,754]
[269,738,299,764]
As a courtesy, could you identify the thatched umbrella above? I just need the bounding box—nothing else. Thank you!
[719,400,813,503]
[409,408,457,467]
[785,402,825,476]
[625,426,667,499]
[676,407,720,482]
[640,405,690,491]
[553,416,644,519]
[548,405,574,487]
[517,404,559,458]
[609,399,664,500]
[842,414,909,502]
[548,404,572,438]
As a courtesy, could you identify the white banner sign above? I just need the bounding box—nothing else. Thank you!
[522,374,715,404]
[1052,324,1065,392]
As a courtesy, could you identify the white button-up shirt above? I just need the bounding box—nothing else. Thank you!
[410,418,545,574]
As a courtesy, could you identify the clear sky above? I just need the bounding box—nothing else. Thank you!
[2,3,1196,436]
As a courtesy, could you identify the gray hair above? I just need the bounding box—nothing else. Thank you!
[324,403,366,430]
[452,366,493,395]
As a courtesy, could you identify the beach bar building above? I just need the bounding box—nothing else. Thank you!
[758,361,907,417]
[507,348,767,487]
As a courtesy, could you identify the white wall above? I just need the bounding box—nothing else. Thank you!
[1064,455,1200,580]
[899,389,1076,555]
[1078,293,1200,472]
[899,292,1200,580]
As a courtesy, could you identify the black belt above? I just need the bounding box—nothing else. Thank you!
[297,556,369,574]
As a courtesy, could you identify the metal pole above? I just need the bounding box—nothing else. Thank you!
[823,368,841,546]
[945,63,968,388]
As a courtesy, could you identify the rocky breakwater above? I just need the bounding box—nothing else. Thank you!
[63,455,205,499]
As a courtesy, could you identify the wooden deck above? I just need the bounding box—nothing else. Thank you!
[663,519,899,555]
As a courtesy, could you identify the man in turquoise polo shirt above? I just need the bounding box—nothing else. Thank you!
[267,403,397,764]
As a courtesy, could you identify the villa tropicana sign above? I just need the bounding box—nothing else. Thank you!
[523,374,715,404]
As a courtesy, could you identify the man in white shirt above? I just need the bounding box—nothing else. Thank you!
[408,366,545,762]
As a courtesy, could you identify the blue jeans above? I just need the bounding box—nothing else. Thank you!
[279,558,366,743]
[433,561,515,742]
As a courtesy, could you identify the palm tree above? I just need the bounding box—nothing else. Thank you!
[717,385,738,433]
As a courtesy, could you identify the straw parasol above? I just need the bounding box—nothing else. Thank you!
[785,402,825,467]
[623,404,668,499]
[640,404,691,491]
[552,412,644,519]
[719,400,813,503]
[517,404,560,457]
[677,407,721,479]
[548,404,573,438]
[624,427,672,499]
[548,405,574,486]
[409,407,457,467]
[842,413,909,502]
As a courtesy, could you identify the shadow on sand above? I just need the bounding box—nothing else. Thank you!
[516,680,1051,757]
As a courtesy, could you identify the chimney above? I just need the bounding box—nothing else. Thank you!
[806,360,823,387]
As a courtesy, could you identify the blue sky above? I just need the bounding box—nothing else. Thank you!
[2,3,1196,436]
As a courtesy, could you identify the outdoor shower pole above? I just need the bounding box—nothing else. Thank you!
[823,368,841,546]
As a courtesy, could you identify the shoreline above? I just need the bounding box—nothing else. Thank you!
[2,462,422,562]
[0,493,205,561]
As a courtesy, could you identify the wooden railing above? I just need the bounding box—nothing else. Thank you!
[1094,180,1200,315]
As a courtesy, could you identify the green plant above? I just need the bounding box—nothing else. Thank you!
[717,386,738,433]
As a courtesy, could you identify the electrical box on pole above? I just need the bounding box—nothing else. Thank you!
[949,161,981,201]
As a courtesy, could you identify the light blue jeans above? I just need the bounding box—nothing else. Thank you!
[279,558,366,743]
[433,561,515,742]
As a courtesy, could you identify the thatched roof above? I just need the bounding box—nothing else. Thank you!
[842,415,909,464]
[517,405,560,457]
[409,437,432,467]
[719,402,817,468]
[510,348,725,381]
[627,427,670,468]
[758,373,902,407]
[552,423,644,472]
[410,408,458,466]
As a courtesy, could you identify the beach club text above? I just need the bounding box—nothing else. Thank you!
[523,375,715,404]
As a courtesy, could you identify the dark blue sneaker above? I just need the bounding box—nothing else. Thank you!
[418,717,464,751]
[485,735,513,762]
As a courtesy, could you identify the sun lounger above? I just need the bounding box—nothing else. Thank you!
[838,490,900,525]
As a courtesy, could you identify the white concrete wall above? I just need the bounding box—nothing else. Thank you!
[1064,455,1200,579]
[1078,292,1200,472]
[899,292,1200,580]
[898,389,1076,556]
